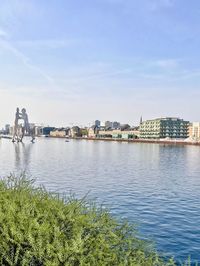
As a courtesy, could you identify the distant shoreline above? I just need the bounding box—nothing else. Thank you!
[1,135,200,146]
[74,137,200,146]
[44,135,200,146]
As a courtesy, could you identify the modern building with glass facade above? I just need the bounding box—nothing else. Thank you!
[139,117,189,139]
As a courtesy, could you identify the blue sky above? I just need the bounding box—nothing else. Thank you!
[0,0,200,127]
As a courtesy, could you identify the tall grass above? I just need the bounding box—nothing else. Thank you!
[0,174,187,265]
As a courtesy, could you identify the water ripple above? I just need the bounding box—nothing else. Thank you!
[0,138,200,263]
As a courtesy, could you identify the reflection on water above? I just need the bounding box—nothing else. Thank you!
[13,142,33,172]
[0,137,200,263]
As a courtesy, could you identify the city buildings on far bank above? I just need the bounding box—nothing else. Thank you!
[97,120,121,130]
[94,120,101,127]
[3,125,55,137]
[88,117,191,140]
[139,117,189,139]
[50,126,87,138]
[188,122,200,141]
[2,116,200,142]
[50,128,70,138]
[97,128,139,139]
[88,124,139,139]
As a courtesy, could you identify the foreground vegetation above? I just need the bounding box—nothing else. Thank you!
[0,174,193,265]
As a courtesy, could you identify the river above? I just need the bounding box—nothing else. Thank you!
[0,137,200,263]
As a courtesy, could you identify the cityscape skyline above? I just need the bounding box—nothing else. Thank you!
[1,0,200,127]
[2,116,200,142]
[1,114,198,130]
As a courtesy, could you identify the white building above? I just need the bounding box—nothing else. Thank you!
[189,122,200,140]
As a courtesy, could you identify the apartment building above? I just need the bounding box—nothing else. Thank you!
[189,122,200,140]
[139,117,189,139]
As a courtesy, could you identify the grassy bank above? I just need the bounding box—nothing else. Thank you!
[0,174,181,265]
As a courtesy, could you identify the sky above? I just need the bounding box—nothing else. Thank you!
[0,0,200,128]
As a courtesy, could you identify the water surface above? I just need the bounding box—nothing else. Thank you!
[0,137,200,263]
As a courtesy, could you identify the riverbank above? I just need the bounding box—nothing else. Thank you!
[2,134,200,146]
[0,174,176,265]
[68,137,200,146]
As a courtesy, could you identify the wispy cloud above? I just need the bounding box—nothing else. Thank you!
[150,0,174,11]
[101,0,174,11]
[0,28,8,38]
[17,38,89,49]
[0,39,55,84]
[0,24,58,86]
[160,0,174,7]
[0,0,36,30]
[150,59,179,68]
[178,69,200,80]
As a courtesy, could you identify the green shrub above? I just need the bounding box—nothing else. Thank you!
[0,174,175,266]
